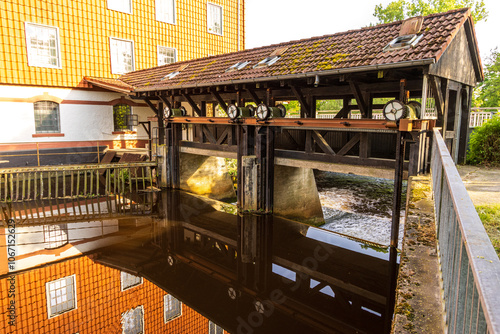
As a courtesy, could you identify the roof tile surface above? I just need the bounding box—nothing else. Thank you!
[118,8,471,92]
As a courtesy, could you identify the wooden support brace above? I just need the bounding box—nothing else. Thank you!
[216,127,230,145]
[336,133,361,156]
[348,81,368,118]
[201,125,217,144]
[247,88,262,105]
[144,99,159,115]
[430,76,445,116]
[212,90,228,114]
[334,98,352,119]
[182,93,202,116]
[311,131,335,156]
[291,86,311,117]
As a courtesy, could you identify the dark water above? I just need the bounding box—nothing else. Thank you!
[0,190,398,334]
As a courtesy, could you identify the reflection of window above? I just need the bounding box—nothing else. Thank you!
[121,305,143,334]
[113,104,132,131]
[110,38,134,74]
[209,321,224,334]
[43,224,68,249]
[46,275,76,317]
[121,271,142,291]
[207,3,222,35]
[34,101,60,133]
[25,22,61,68]
[156,0,175,24]
[164,295,182,323]
[107,0,132,14]
[158,46,177,66]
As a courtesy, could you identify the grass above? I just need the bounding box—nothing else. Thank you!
[476,204,500,257]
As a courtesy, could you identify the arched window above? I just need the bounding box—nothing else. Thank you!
[34,101,60,133]
[113,104,133,131]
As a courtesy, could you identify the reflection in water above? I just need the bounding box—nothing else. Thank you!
[0,190,398,333]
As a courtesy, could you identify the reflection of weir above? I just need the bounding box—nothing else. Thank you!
[96,190,397,334]
[0,192,158,226]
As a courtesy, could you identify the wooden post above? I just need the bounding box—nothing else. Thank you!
[390,131,405,248]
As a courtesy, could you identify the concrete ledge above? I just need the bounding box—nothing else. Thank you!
[392,176,445,333]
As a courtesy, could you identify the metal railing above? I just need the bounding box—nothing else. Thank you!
[0,162,156,202]
[431,128,500,333]
[469,111,494,128]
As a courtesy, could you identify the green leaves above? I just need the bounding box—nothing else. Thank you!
[373,0,488,24]
[474,48,500,108]
[468,114,500,165]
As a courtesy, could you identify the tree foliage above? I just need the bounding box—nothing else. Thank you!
[374,0,488,24]
[474,49,500,108]
[467,115,500,166]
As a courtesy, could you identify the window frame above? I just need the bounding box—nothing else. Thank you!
[121,305,144,334]
[24,22,62,69]
[164,294,182,323]
[207,3,223,36]
[120,271,143,291]
[43,224,69,249]
[45,275,77,318]
[109,37,135,75]
[34,101,61,134]
[157,46,177,66]
[113,104,134,132]
[156,0,176,24]
[107,0,132,14]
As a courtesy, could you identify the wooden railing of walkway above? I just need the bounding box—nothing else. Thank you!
[431,128,500,333]
[0,162,156,202]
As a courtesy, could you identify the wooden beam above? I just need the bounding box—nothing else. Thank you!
[311,130,335,156]
[334,98,352,119]
[182,92,202,116]
[336,133,361,156]
[211,90,228,114]
[201,125,217,144]
[291,86,311,117]
[144,99,159,115]
[158,95,172,110]
[348,81,368,118]
[247,88,262,105]
[429,76,445,116]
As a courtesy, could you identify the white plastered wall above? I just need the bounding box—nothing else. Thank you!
[0,85,154,144]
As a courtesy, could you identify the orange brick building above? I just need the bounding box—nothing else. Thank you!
[0,255,225,333]
[0,0,244,165]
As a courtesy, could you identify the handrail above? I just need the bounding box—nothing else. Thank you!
[431,128,500,333]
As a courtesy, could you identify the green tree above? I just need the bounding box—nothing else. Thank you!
[474,49,500,108]
[374,0,488,24]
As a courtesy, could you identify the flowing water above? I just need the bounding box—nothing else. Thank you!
[315,171,406,248]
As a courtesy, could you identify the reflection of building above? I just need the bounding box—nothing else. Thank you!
[0,0,244,165]
[0,255,226,333]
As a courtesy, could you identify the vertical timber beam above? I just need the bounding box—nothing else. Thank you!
[390,130,405,248]
[458,87,473,164]
[165,123,182,188]
[291,86,311,118]
[349,81,368,118]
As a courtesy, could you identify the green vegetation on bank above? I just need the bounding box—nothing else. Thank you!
[476,204,500,257]
[467,115,500,166]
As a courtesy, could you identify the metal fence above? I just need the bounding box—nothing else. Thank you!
[431,128,500,333]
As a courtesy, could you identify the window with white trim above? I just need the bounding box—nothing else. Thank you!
[209,321,224,334]
[25,22,61,68]
[44,224,68,249]
[156,0,175,24]
[164,295,182,323]
[113,104,134,131]
[34,101,61,133]
[121,305,143,334]
[107,0,132,14]
[46,275,77,318]
[121,271,142,291]
[110,38,134,74]
[158,46,177,66]
[207,3,222,35]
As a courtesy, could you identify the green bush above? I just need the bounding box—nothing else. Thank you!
[468,115,500,165]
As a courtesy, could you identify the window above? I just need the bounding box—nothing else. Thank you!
[226,61,250,72]
[25,22,61,68]
[110,38,134,74]
[34,101,60,133]
[253,56,280,69]
[207,3,222,35]
[158,46,177,66]
[46,275,77,318]
[164,295,182,323]
[107,0,132,14]
[113,104,133,131]
[121,305,143,334]
[44,224,68,249]
[120,271,142,290]
[209,321,223,334]
[156,0,175,24]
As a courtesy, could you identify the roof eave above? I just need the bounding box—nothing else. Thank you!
[133,58,436,93]
[84,77,134,94]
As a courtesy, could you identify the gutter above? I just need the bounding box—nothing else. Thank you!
[134,58,436,93]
